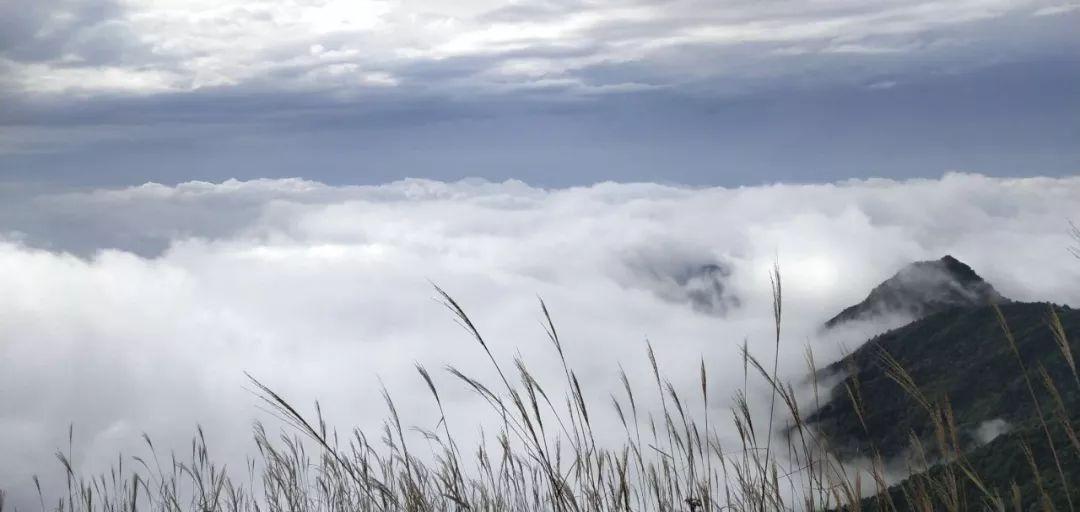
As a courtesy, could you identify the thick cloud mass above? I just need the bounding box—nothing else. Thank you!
[3,0,1074,96]
[3,2,1078,187]
[1,173,1078,506]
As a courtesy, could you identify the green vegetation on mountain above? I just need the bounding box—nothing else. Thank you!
[862,418,1080,511]
[811,302,1080,461]
[811,289,1080,510]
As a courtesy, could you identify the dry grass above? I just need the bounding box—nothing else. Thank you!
[4,277,1077,512]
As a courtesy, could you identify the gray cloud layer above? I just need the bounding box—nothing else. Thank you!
[3,0,1076,96]
[1,173,1077,508]
[1,1,1078,186]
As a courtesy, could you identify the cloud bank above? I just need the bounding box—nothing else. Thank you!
[3,0,1077,98]
[1,172,1078,507]
[3,1,1078,188]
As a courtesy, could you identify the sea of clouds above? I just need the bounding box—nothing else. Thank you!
[0,172,1078,506]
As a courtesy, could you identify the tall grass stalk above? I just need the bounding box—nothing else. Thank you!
[6,283,1077,512]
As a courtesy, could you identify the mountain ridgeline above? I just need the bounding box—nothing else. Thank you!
[810,256,1080,510]
[824,255,1008,329]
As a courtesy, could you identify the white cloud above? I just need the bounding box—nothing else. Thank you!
[2,0,1072,96]
[1,173,1078,507]
[973,418,1012,443]
[1032,3,1080,15]
[10,62,182,95]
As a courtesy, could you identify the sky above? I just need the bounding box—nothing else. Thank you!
[1,0,1079,186]
[1,0,1080,508]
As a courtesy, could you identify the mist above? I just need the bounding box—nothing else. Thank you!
[1,172,1078,508]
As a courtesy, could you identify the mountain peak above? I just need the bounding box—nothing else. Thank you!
[824,255,1008,328]
[938,254,980,282]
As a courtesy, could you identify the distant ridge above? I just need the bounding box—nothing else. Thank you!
[824,255,1008,328]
